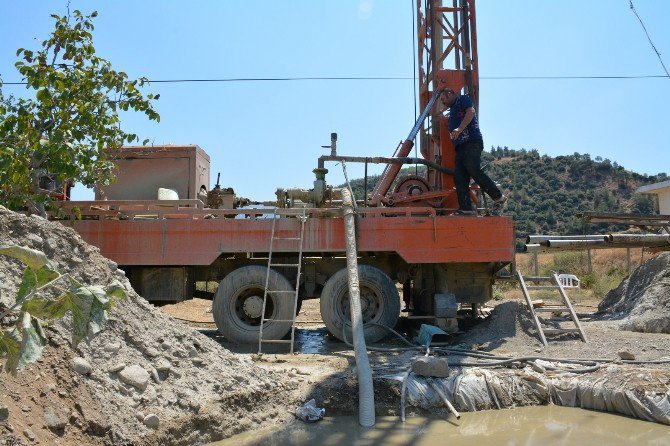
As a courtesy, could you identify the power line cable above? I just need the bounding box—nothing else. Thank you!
[482,75,665,79]
[1,75,666,86]
[628,0,670,80]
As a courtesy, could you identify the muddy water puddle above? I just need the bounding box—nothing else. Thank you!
[210,405,670,446]
[203,326,387,355]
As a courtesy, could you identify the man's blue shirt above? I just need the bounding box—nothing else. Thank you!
[448,95,482,148]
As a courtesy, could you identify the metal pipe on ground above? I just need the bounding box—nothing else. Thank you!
[546,240,609,249]
[341,187,375,428]
[527,235,607,244]
[607,234,670,245]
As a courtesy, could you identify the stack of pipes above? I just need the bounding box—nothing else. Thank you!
[524,234,670,252]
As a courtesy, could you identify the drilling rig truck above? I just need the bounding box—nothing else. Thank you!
[54,0,515,345]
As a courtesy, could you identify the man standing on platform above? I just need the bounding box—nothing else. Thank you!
[441,88,506,215]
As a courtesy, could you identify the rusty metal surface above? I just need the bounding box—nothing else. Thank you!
[98,145,210,201]
[57,203,514,267]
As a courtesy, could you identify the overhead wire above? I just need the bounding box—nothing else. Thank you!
[2,75,667,86]
[628,0,670,80]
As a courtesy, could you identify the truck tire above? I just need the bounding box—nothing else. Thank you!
[320,265,400,343]
[212,266,294,343]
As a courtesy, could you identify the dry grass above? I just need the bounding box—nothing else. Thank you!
[512,249,660,302]
[516,249,652,276]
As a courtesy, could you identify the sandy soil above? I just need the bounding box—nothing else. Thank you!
[0,209,297,446]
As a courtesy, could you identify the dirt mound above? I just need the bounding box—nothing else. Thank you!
[455,301,541,350]
[0,207,293,446]
[598,252,670,333]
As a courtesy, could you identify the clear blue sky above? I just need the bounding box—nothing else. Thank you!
[1,1,669,201]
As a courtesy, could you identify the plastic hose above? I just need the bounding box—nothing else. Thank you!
[341,187,375,427]
[346,322,670,373]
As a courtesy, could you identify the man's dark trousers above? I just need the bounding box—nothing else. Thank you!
[454,139,502,211]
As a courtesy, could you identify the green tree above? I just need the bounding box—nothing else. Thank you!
[0,9,159,215]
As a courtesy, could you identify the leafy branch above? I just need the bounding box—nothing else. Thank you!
[0,244,125,373]
[0,9,160,215]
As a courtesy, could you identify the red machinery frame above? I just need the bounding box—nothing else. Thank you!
[56,200,514,267]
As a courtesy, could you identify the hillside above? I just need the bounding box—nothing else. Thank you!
[344,147,666,249]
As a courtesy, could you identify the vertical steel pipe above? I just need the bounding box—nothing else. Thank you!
[341,188,375,427]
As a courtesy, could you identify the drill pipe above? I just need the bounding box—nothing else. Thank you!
[318,155,454,175]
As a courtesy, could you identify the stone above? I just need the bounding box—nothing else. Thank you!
[189,399,201,413]
[44,406,68,430]
[135,412,145,422]
[142,386,158,405]
[45,237,58,251]
[23,428,35,441]
[411,357,450,378]
[118,365,150,391]
[107,260,118,271]
[71,357,92,375]
[618,350,636,361]
[531,361,546,374]
[25,233,43,247]
[21,405,31,413]
[40,384,55,396]
[155,359,172,373]
[104,342,122,354]
[144,347,160,358]
[150,367,161,383]
[108,363,126,373]
[0,405,8,421]
[143,413,160,429]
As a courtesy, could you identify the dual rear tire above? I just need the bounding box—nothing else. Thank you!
[212,265,294,344]
[212,264,400,344]
[319,265,400,343]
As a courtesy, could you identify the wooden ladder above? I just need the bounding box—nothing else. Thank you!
[517,271,588,347]
[258,207,308,354]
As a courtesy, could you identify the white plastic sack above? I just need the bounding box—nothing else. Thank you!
[295,399,325,423]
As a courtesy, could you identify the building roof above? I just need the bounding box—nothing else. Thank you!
[637,179,670,194]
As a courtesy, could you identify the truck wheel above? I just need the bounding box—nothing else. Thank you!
[320,265,400,343]
[213,266,294,343]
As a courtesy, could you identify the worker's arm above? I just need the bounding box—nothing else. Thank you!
[450,107,476,140]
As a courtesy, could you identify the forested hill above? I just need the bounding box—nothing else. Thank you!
[344,147,666,246]
[483,148,663,237]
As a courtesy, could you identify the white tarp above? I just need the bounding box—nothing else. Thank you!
[399,366,670,425]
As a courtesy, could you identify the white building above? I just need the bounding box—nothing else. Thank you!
[637,180,670,215]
